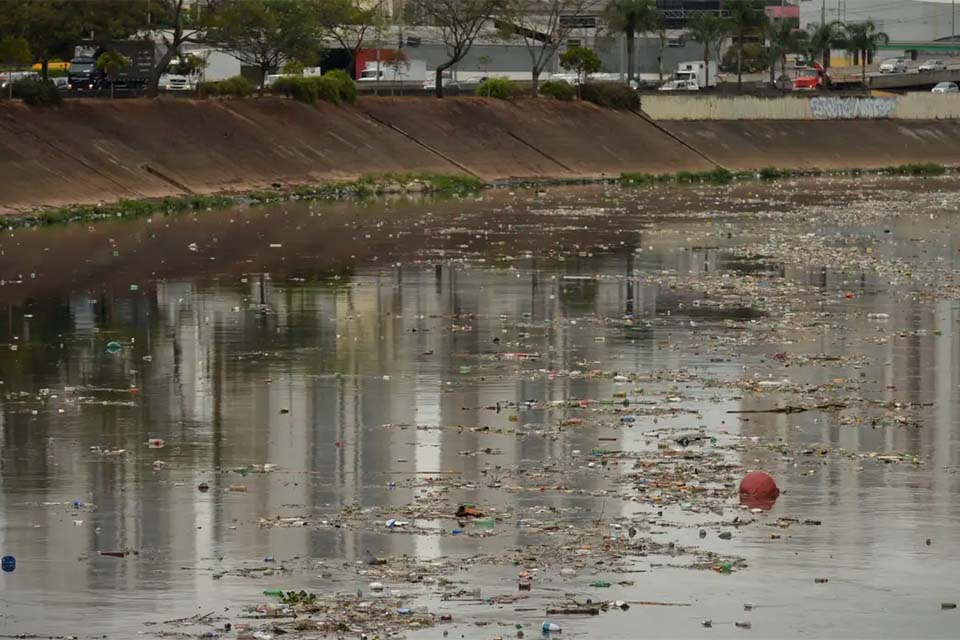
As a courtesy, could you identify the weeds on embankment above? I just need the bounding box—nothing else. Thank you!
[11,173,485,230]
[12,165,953,231]
[620,163,954,187]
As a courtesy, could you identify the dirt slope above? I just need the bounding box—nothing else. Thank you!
[2,96,960,213]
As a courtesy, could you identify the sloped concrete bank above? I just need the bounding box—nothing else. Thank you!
[2,96,960,214]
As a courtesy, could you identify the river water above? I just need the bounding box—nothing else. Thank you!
[1,177,959,639]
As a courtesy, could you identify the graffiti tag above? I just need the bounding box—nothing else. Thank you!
[810,97,897,120]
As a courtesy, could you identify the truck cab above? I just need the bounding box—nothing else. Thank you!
[792,63,830,91]
[67,57,98,90]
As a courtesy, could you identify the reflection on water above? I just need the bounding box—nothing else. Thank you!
[2,180,960,638]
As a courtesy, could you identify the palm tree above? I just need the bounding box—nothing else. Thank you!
[841,20,889,87]
[96,51,130,99]
[686,12,729,88]
[766,19,808,84]
[605,0,662,83]
[725,0,768,91]
[806,20,845,69]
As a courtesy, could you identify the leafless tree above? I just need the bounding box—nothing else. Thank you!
[147,0,203,97]
[318,0,388,78]
[497,0,592,96]
[413,0,499,97]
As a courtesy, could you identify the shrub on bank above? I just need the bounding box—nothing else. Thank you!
[12,79,61,107]
[758,166,786,180]
[580,82,639,110]
[220,75,253,97]
[199,75,253,98]
[538,80,575,101]
[322,69,357,104]
[312,76,343,104]
[270,73,354,105]
[895,162,947,177]
[271,76,317,104]
[475,77,519,99]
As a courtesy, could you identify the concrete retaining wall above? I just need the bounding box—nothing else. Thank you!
[642,94,960,120]
[662,120,960,170]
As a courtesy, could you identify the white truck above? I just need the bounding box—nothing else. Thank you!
[660,60,718,91]
[359,59,426,82]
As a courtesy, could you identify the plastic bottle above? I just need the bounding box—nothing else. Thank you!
[1,556,15,573]
[542,622,561,633]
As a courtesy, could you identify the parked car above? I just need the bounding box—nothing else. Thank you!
[422,71,458,92]
[932,81,959,94]
[919,59,947,72]
[879,58,908,73]
[658,79,700,92]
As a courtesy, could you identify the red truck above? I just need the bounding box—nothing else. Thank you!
[793,62,831,91]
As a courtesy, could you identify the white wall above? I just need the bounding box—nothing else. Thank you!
[641,93,960,119]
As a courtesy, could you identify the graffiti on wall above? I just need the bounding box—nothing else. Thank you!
[810,97,897,120]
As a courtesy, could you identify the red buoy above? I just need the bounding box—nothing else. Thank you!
[739,471,779,510]
[739,471,779,499]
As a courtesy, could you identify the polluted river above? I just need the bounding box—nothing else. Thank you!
[1,176,960,639]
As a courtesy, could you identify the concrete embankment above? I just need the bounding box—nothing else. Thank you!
[661,120,960,170]
[2,96,960,213]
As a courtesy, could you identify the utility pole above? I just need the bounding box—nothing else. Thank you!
[821,0,826,27]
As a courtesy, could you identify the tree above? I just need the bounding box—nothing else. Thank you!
[0,0,145,80]
[205,0,320,93]
[604,0,662,83]
[841,20,889,87]
[686,12,728,89]
[146,0,200,97]
[478,54,492,95]
[559,45,600,98]
[281,59,305,75]
[726,0,767,91]
[317,0,386,79]
[385,49,409,80]
[806,20,845,69]
[96,50,129,98]
[765,19,807,85]
[413,0,499,98]
[656,20,667,83]
[496,0,592,97]
[0,36,32,99]
[384,49,408,94]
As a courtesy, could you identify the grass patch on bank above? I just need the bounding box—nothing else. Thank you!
[890,163,948,177]
[10,173,485,231]
[622,168,734,186]
[621,163,955,188]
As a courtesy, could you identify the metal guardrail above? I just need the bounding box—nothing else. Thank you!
[868,66,960,90]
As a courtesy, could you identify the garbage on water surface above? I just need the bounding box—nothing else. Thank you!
[1,555,14,572]
[4,179,956,638]
[455,504,483,518]
[105,341,122,354]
